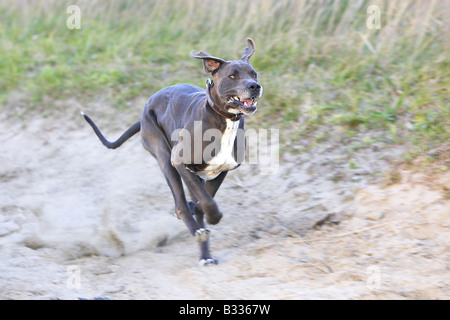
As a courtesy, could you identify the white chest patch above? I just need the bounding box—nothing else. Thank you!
[196,119,240,180]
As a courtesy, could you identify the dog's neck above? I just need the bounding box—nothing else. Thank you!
[206,79,243,122]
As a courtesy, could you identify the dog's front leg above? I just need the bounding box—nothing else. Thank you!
[153,160,211,242]
[173,164,223,225]
[185,173,227,265]
[191,208,218,265]
[173,165,222,261]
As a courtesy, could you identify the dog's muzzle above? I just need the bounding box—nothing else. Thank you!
[227,82,262,115]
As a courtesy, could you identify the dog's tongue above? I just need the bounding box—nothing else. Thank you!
[239,98,257,115]
[241,98,253,106]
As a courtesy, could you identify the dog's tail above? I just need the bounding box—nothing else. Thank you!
[81,112,141,149]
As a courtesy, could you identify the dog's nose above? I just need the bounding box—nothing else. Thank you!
[247,82,261,91]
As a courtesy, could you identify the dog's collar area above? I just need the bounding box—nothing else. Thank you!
[206,79,243,122]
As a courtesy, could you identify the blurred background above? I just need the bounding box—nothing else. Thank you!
[1,0,448,160]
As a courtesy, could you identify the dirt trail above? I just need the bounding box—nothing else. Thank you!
[0,108,448,299]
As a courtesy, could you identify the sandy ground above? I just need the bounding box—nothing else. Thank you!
[0,105,448,300]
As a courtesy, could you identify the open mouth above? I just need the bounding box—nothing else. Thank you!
[227,96,258,115]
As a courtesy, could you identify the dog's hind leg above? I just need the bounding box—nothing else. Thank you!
[141,111,207,242]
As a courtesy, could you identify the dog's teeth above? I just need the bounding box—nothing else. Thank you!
[233,96,239,101]
[254,102,257,106]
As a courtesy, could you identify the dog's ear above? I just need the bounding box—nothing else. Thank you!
[190,50,225,74]
[240,38,255,62]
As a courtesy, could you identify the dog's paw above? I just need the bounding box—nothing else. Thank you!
[206,211,222,225]
[199,258,219,266]
[194,228,210,242]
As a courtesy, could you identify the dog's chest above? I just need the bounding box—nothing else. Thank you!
[196,119,240,180]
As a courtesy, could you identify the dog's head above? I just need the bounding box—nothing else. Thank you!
[191,38,263,115]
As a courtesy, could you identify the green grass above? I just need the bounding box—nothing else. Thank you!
[0,0,448,159]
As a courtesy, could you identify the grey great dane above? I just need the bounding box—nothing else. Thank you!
[82,38,263,265]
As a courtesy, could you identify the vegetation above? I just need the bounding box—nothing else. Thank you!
[1,0,448,159]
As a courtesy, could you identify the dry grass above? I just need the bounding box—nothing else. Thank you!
[0,0,448,159]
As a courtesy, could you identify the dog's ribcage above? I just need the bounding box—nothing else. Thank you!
[197,119,240,180]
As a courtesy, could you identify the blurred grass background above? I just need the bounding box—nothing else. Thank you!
[0,0,448,163]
